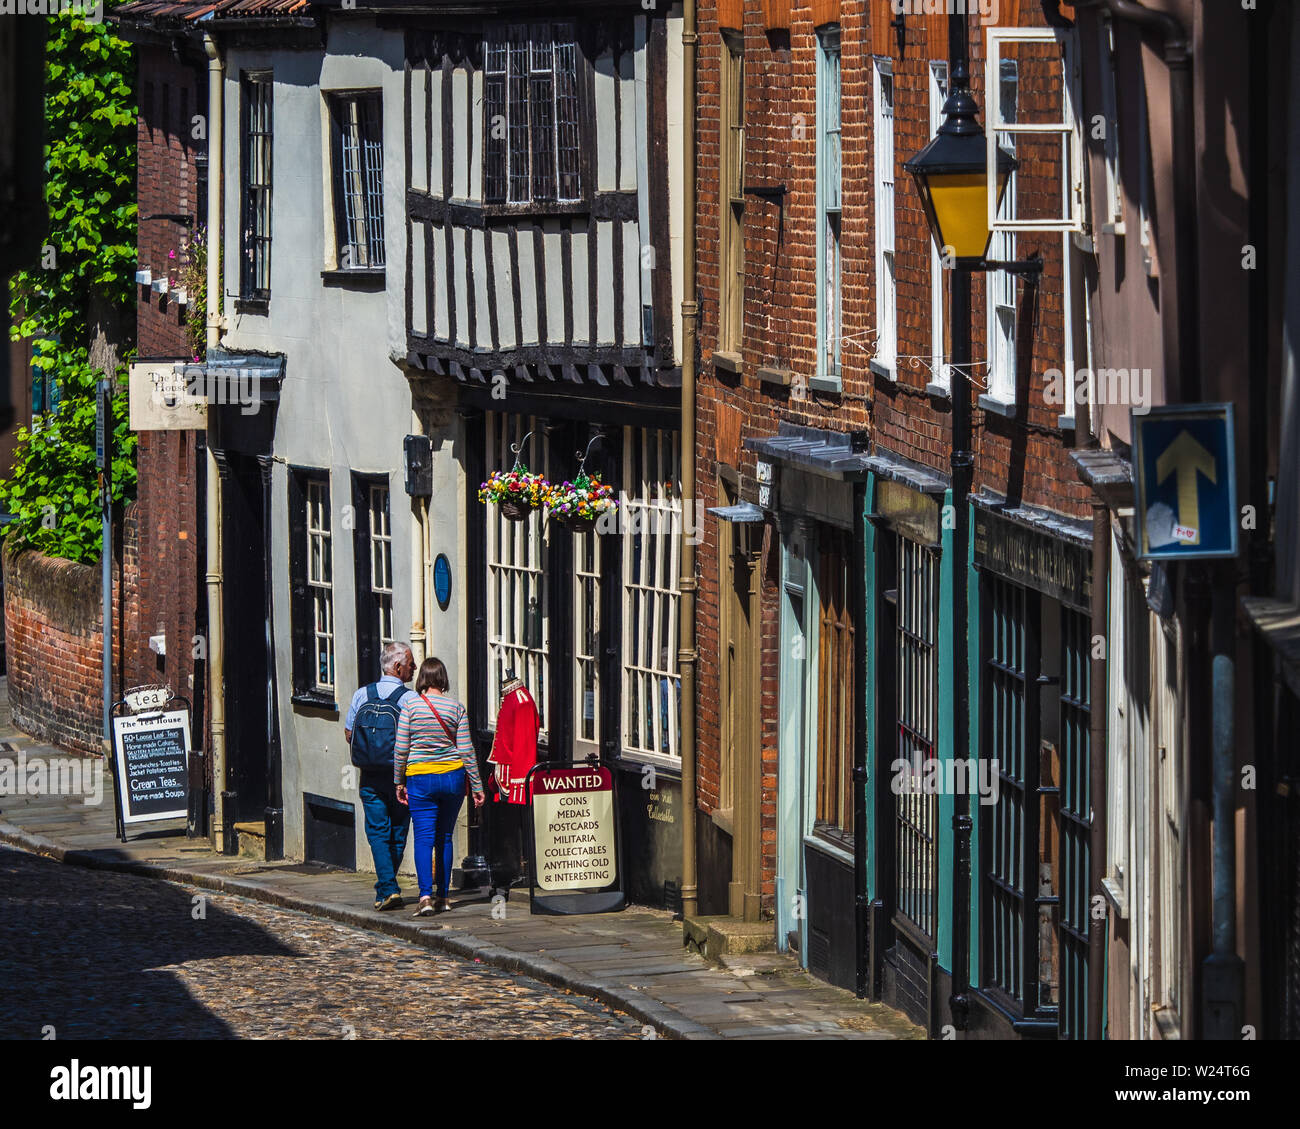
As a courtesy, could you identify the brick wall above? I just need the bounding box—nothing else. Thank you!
[135,44,204,362]
[128,42,206,740]
[2,511,138,756]
[692,2,1090,916]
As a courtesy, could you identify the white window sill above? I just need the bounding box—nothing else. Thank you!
[1101,874,1129,919]
[803,833,854,869]
[977,393,1017,418]
[869,358,895,380]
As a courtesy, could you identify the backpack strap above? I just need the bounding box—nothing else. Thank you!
[384,684,408,706]
[366,683,380,702]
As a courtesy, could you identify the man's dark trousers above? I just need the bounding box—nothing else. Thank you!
[359,769,410,899]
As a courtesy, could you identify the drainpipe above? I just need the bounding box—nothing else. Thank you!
[678,0,700,924]
[1087,501,1109,1038]
[203,32,229,852]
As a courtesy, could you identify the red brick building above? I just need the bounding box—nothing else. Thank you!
[119,28,209,812]
[690,0,1098,1037]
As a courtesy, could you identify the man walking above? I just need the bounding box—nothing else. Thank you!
[345,642,417,911]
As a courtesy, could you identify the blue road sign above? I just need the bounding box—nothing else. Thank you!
[1132,403,1238,560]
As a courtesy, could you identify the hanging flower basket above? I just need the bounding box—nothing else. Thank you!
[479,468,550,523]
[545,473,618,532]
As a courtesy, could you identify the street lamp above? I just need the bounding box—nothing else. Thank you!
[903,62,1019,272]
[899,49,1040,1036]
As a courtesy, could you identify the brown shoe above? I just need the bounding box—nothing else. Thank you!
[435,898,452,913]
[376,893,404,912]
[413,897,436,917]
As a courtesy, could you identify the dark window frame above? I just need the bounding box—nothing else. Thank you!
[482,21,590,212]
[239,71,273,302]
[288,466,337,710]
[978,576,1092,1037]
[327,90,386,272]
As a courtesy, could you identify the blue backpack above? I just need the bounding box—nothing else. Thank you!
[349,684,408,769]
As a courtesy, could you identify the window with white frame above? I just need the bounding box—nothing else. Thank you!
[719,34,745,354]
[307,478,335,693]
[369,483,394,646]
[986,59,1018,404]
[622,427,682,762]
[928,61,950,390]
[817,29,842,383]
[484,23,584,206]
[486,413,550,735]
[873,57,896,371]
[573,499,602,759]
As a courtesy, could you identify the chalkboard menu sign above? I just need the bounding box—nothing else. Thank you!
[111,710,190,825]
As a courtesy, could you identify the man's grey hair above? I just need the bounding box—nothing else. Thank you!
[380,641,413,675]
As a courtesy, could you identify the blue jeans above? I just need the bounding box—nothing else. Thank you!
[359,772,410,900]
[407,769,466,900]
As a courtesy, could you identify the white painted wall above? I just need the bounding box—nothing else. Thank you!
[218,22,467,877]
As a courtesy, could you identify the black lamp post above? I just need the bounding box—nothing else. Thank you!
[900,20,1042,1035]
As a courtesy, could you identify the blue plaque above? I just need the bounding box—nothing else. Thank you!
[433,553,452,611]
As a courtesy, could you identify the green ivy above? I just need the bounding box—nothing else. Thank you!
[4,7,138,565]
[0,346,138,566]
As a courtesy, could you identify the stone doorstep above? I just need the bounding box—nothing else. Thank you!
[682,914,778,961]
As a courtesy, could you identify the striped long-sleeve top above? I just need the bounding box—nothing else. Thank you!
[393,692,484,793]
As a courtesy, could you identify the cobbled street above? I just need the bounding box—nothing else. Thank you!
[0,847,642,1040]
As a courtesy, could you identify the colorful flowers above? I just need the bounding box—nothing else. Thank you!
[478,467,549,514]
[544,472,618,525]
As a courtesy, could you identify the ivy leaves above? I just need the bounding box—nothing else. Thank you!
[0,347,137,566]
[3,8,138,565]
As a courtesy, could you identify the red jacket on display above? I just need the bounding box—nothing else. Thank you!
[488,682,540,804]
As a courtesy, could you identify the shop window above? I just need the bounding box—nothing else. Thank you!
[928,61,951,391]
[621,426,682,762]
[894,537,939,937]
[986,59,1018,405]
[485,413,550,735]
[573,451,602,759]
[981,575,1091,1035]
[814,527,854,841]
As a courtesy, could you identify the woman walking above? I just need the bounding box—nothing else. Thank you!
[394,657,485,916]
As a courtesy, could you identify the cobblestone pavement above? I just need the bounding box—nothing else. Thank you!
[0,847,643,1040]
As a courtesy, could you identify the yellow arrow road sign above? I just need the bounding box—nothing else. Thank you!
[1155,429,1216,545]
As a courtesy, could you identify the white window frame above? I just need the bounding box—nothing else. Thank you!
[873,57,896,373]
[928,60,950,391]
[621,426,682,767]
[1103,533,1130,918]
[368,482,394,648]
[306,478,335,694]
[573,510,602,760]
[486,413,550,737]
[986,58,1018,405]
[986,27,1085,234]
[816,29,842,384]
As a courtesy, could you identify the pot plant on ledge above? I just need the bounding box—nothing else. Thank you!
[478,467,550,523]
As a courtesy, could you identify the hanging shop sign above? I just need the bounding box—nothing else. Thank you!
[974,507,1092,610]
[526,761,624,915]
[1132,403,1239,561]
[110,708,191,828]
[127,361,207,431]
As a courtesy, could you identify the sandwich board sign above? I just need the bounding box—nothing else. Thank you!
[111,709,191,827]
[525,761,624,915]
[1132,403,1239,561]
